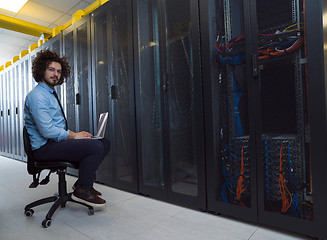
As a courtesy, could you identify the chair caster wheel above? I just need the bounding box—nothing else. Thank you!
[88,208,94,215]
[42,219,51,228]
[25,209,34,217]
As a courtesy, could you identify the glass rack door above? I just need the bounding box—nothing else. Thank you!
[107,0,137,189]
[76,18,92,133]
[92,0,137,191]
[92,8,112,184]
[135,0,165,198]
[255,0,314,231]
[163,0,205,208]
[205,0,258,221]
[0,74,4,155]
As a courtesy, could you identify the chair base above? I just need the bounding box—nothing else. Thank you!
[24,169,94,228]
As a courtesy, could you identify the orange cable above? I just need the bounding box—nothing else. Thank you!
[237,144,246,201]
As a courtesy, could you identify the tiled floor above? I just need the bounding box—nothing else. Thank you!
[0,156,314,240]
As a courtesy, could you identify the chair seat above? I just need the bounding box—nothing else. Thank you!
[34,161,79,170]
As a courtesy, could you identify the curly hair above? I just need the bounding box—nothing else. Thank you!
[32,50,71,85]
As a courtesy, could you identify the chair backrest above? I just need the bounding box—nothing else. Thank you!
[23,126,40,175]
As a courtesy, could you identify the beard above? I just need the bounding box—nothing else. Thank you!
[43,77,59,88]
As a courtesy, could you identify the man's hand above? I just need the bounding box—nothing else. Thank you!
[67,131,93,139]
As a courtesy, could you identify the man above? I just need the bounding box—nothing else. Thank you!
[24,50,110,207]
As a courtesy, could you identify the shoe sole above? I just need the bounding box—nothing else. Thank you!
[71,194,106,208]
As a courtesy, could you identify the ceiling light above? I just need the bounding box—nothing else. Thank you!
[0,0,28,13]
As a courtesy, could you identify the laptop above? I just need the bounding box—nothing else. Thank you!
[91,112,109,139]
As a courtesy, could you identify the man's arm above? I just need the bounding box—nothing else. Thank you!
[27,91,69,142]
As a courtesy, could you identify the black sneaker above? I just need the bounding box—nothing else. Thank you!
[73,182,102,196]
[72,186,106,208]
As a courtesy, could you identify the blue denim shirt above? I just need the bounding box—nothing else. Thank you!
[24,82,69,150]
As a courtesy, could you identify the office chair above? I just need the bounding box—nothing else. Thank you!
[23,127,94,228]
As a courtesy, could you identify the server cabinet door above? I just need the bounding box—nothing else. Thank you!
[253,0,315,237]
[12,64,20,160]
[135,0,206,208]
[163,0,206,208]
[11,66,17,159]
[92,0,137,191]
[0,74,4,154]
[92,9,112,184]
[75,17,92,133]
[7,69,13,158]
[62,25,78,177]
[135,0,166,199]
[3,71,8,157]
[107,0,137,190]
[203,0,258,220]
[63,27,77,132]
[23,57,30,161]
[20,57,29,161]
[17,62,24,160]
[63,18,92,133]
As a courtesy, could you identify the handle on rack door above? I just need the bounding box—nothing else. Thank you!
[111,85,117,99]
[76,93,81,105]
[252,54,259,78]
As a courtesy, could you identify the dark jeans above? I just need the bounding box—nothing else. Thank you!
[33,138,111,189]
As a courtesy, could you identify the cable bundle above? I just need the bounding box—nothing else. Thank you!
[215,23,304,64]
[215,34,246,65]
[221,142,249,206]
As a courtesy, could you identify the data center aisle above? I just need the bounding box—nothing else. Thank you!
[0,156,313,240]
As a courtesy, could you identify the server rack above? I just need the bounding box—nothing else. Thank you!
[134,0,206,209]
[305,1,327,239]
[91,0,138,191]
[202,0,258,221]
[252,0,315,237]
[201,0,325,238]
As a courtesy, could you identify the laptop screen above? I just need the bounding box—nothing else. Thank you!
[95,112,108,138]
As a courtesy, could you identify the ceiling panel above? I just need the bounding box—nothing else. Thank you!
[52,14,72,27]
[0,28,33,40]
[17,1,66,26]
[0,0,96,67]
[31,0,83,13]
[0,34,31,47]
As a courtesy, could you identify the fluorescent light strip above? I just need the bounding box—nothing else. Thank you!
[0,0,28,13]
